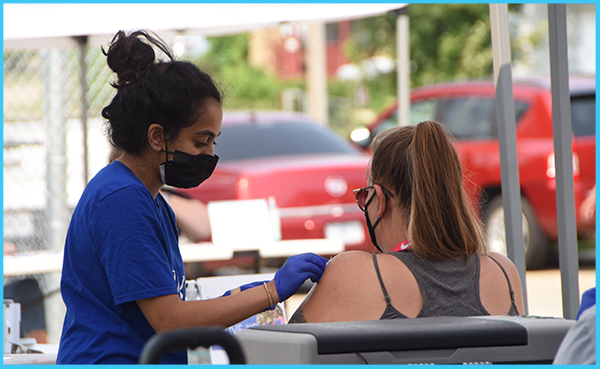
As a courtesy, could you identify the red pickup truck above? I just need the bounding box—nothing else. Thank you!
[351,76,595,269]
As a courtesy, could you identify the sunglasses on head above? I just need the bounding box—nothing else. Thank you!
[353,184,395,212]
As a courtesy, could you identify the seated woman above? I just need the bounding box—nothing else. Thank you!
[289,121,525,323]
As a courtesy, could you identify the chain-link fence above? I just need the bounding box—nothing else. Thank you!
[4,43,116,343]
[4,45,116,249]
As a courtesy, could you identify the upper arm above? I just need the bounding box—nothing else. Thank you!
[487,251,526,314]
[289,251,370,323]
[137,294,183,332]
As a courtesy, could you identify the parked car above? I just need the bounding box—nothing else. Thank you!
[176,111,373,273]
[350,76,596,269]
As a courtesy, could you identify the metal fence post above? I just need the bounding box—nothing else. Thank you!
[42,48,68,343]
[75,35,90,185]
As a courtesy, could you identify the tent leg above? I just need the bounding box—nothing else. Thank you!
[489,4,529,314]
[548,3,580,320]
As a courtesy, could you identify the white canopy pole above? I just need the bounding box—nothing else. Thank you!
[396,7,410,126]
[306,21,328,125]
[489,4,528,314]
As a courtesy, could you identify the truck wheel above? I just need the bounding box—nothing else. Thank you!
[483,195,550,270]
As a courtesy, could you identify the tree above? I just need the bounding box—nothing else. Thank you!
[346,4,534,89]
[194,34,282,110]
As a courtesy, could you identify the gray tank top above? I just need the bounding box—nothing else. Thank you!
[373,251,520,319]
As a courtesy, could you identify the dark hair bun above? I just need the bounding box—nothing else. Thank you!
[102,29,220,156]
[103,30,170,87]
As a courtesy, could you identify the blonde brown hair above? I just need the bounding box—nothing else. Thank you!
[370,121,485,259]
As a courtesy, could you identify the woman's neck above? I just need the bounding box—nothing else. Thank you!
[118,153,163,198]
[379,208,409,252]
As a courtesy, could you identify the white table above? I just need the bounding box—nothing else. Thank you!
[3,250,64,277]
[3,353,57,365]
[182,238,343,261]
[3,239,344,276]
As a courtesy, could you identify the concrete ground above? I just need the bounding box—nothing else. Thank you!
[525,265,595,318]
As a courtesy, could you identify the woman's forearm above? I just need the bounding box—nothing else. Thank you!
[137,279,280,331]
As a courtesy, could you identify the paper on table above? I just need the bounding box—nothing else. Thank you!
[207,199,276,250]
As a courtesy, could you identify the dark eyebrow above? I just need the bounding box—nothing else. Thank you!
[195,130,221,138]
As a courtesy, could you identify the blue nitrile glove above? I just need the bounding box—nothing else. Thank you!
[274,253,329,302]
[222,281,267,297]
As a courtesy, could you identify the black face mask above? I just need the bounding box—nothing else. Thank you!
[364,191,387,253]
[159,147,219,189]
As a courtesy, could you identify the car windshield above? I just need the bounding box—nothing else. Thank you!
[215,121,362,162]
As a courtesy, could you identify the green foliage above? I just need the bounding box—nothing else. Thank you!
[190,33,370,138]
[344,12,398,63]
[347,4,505,88]
[362,71,398,113]
[327,79,357,137]
[343,4,540,121]
[409,4,496,86]
[194,34,282,110]
[328,79,355,99]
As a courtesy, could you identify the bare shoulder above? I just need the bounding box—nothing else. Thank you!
[483,252,519,273]
[288,251,374,323]
[314,251,374,292]
[486,251,523,286]
[326,250,374,273]
[481,251,522,284]
[481,251,525,314]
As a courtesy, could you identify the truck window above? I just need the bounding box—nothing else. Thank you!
[372,99,439,138]
[436,98,529,140]
[372,97,528,141]
[438,98,496,139]
[570,95,595,137]
[410,100,438,125]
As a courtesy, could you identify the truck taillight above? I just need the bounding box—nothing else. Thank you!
[237,177,249,199]
[546,152,580,179]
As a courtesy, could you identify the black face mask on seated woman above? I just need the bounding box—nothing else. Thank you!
[160,144,219,189]
[362,185,393,253]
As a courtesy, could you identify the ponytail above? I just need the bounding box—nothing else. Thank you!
[370,121,485,260]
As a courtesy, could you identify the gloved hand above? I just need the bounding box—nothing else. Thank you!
[222,281,267,297]
[274,253,329,302]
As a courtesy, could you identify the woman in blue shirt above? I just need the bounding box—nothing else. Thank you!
[56,30,327,364]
